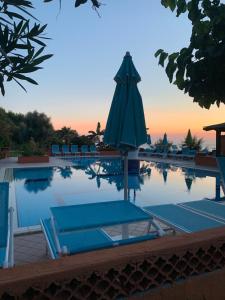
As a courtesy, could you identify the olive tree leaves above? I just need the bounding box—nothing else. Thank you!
[43,0,101,9]
[0,0,53,96]
[156,0,225,109]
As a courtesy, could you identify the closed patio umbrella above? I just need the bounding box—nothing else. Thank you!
[162,133,168,146]
[104,52,147,200]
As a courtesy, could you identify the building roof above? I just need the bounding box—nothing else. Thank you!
[203,122,225,132]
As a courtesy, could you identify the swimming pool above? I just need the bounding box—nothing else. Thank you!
[11,158,224,229]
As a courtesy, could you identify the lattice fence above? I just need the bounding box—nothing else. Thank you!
[1,240,225,300]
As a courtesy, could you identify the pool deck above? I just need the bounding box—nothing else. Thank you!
[0,155,219,173]
[0,155,220,266]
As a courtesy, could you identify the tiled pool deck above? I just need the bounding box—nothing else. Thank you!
[0,155,220,266]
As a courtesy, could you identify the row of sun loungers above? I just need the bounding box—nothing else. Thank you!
[140,148,197,160]
[51,144,99,156]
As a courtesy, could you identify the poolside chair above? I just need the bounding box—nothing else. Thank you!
[81,145,89,156]
[62,145,71,156]
[71,145,79,156]
[51,144,61,156]
[0,182,14,268]
[41,200,164,259]
[144,204,225,233]
[90,145,99,156]
[180,199,225,223]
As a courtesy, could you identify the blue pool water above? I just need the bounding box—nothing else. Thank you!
[12,158,224,228]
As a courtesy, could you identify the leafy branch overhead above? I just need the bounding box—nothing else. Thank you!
[156,0,225,109]
[43,0,101,9]
[0,0,53,96]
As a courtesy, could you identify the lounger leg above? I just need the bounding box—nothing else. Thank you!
[151,219,165,237]
[146,220,152,233]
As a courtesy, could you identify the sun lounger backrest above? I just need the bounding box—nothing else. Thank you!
[90,145,96,152]
[62,145,69,153]
[51,144,60,153]
[71,145,78,153]
[81,145,89,153]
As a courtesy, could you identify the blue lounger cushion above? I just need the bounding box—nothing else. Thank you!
[0,182,10,268]
[62,145,70,154]
[41,218,157,259]
[90,145,97,152]
[114,233,157,246]
[51,145,61,154]
[41,218,113,258]
[0,249,6,268]
[51,200,152,232]
[180,200,225,222]
[81,145,88,153]
[71,145,78,153]
[144,204,224,233]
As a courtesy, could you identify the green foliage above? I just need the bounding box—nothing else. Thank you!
[155,133,173,150]
[44,0,101,8]
[54,126,79,144]
[183,128,203,150]
[0,0,53,95]
[21,138,45,156]
[157,0,225,109]
[88,121,104,144]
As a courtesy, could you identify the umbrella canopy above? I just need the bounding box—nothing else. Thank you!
[104,52,147,200]
[162,133,168,146]
[104,52,147,151]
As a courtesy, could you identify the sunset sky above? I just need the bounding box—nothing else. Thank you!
[1,0,225,148]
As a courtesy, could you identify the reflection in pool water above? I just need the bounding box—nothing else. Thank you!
[13,158,224,228]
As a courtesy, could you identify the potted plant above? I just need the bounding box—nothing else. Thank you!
[18,139,49,163]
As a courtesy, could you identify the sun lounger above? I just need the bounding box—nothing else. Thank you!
[0,182,13,268]
[180,199,225,222]
[71,145,79,156]
[41,200,164,259]
[144,204,225,233]
[61,145,71,156]
[90,145,99,156]
[51,144,61,156]
[81,145,89,156]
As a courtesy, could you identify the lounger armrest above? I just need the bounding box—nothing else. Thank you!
[4,207,14,268]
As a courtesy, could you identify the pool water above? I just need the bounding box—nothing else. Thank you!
[12,158,224,228]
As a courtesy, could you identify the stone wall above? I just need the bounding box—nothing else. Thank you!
[1,227,225,299]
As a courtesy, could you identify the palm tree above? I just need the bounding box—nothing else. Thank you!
[183,129,203,151]
[56,127,78,144]
[88,122,104,144]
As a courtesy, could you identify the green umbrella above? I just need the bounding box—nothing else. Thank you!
[104,52,147,200]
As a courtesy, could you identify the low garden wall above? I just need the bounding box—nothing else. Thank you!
[1,227,225,299]
[17,156,49,163]
[195,154,218,168]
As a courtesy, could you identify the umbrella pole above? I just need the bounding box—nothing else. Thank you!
[124,153,128,200]
[122,152,129,239]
